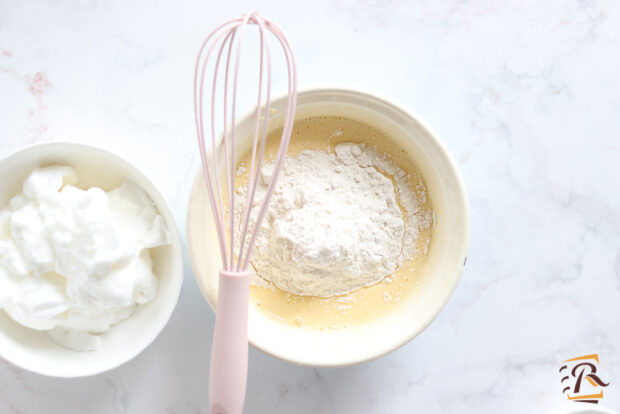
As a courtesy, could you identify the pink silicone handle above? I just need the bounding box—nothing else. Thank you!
[210,270,251,414]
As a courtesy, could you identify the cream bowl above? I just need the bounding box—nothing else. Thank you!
[187,86,470,366]
[0,142,183,377]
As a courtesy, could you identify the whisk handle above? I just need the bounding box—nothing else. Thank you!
[210,270,251,414]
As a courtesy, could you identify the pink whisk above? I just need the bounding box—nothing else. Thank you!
[193,12,297,414]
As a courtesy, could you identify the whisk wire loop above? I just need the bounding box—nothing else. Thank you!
[195,21,239,268]
[236,15,272,272]
[240,19,297,271]
[194,12,297,273]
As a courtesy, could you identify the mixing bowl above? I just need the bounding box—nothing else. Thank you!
[187,86,470,366]
[0,142,183,377]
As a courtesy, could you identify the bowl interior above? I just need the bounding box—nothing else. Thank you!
[0,143,183,377]
[187,88,469,366]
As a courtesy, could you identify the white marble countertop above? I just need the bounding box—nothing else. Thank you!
[1,1,619,413]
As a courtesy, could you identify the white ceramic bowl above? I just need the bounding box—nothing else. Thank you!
[546,405,618,414]
[0,142,183,377]
[187,86,470,366]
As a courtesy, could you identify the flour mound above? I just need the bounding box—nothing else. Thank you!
[237,142,430,297]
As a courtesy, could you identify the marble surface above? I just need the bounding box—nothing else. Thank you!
[1,0,619,412]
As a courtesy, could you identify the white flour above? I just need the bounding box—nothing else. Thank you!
[236,142,431,298]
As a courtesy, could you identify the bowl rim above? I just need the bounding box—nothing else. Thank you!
[545,405,618,414]
[187,84,471,366]
[0,140,184,377]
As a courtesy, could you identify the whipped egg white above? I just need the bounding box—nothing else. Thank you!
[0,166,169,351]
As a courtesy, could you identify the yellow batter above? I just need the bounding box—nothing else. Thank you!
[236,116,434,330]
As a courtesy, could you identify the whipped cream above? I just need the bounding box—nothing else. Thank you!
[0,166,169,351]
